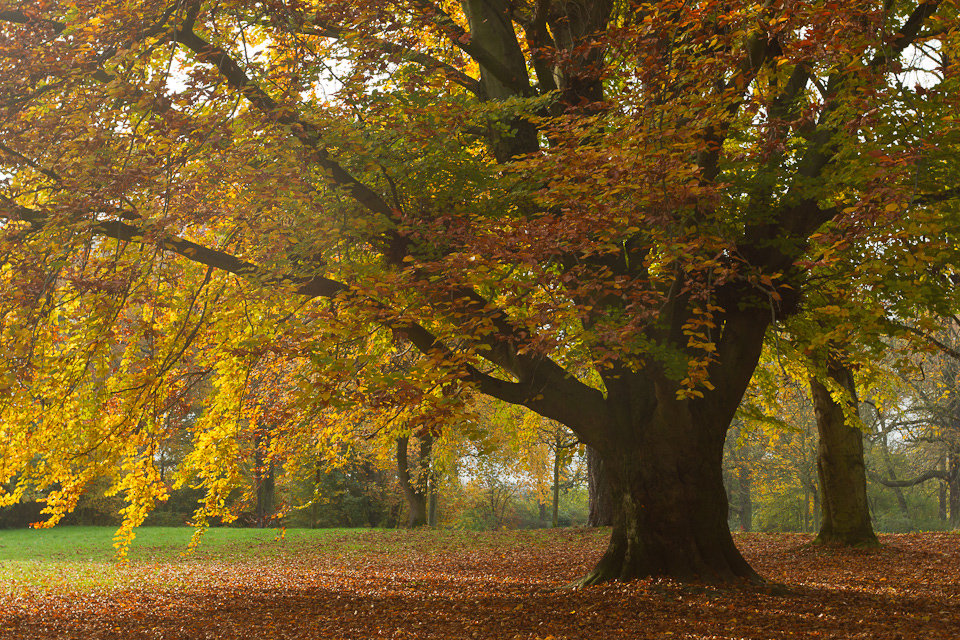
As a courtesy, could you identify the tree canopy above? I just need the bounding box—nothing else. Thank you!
[1,0,958,581]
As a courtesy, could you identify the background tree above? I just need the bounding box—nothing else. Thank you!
[738,365,822,532]
[863,322,960,529]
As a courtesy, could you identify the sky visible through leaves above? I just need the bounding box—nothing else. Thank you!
[1,529,958,639]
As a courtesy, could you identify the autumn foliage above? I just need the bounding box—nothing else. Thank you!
[0,0,959,583]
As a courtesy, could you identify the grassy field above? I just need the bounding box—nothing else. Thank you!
[0,526,360,562]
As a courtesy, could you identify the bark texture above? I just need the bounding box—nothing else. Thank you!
[576,396,760,585]
[573,312,769,585]
[810,361,878,547]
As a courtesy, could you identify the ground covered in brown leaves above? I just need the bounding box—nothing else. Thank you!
[2,530,959,639]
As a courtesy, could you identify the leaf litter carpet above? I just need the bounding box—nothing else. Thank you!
[2,531,959,639]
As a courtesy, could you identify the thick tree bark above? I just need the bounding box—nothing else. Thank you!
[574,325,766,585]
[809,361,878,547]
[459,0,538,161]
[561,308,775,585]
[578,423,758,584]
[587,446,614,527]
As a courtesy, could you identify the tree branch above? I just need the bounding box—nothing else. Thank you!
[172,26,399,225]
[870,0,943,70]
[405,0,534,97]
[1,198,608,438]
[296,22,479,95]
[914,185,960,205]
[869,468,950,487]
[888,319,960,361]
[0,10,66,33]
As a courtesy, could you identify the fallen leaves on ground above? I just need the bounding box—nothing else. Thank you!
[1,531,959,639]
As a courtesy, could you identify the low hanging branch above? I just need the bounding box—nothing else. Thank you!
[869,468,953,488]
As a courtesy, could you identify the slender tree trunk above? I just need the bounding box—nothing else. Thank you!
[255,463,275,528]
[737,463,752,532]
[311,463,321,529]
[587,446,614,527]
[940,454,948,522]
[812,482,821,533]
[427,482,438,527]
[419,435,437,526]
[552,445,561,528]
[878,430,910,521]
[254,432,275,528]
[809,360,878,547]
[950,453,960,530]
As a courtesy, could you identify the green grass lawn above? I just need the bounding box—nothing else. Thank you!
[0,525,363,563]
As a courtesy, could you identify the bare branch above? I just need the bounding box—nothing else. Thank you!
[869,468,950,487]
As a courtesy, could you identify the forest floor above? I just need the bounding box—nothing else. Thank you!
[0,528,958,639]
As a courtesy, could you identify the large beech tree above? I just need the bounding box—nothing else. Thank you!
[1,0,958,582]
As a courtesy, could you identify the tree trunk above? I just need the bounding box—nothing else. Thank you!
[311,463,321,529]
[878,430,910,521]
[255,465,275,528]
[552,444,561,528]
[809,360,878,547]
[940,454,948,522]
[460,0,538,161]
[736,461,752,532]
[587,446,614,527]
[950,453,960,530]
[427,481,438,527]
[255,432,275,528]
[396,436,427,527]
[564,308,774,585]
[812,482,821,533]
[576,385,760,585]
